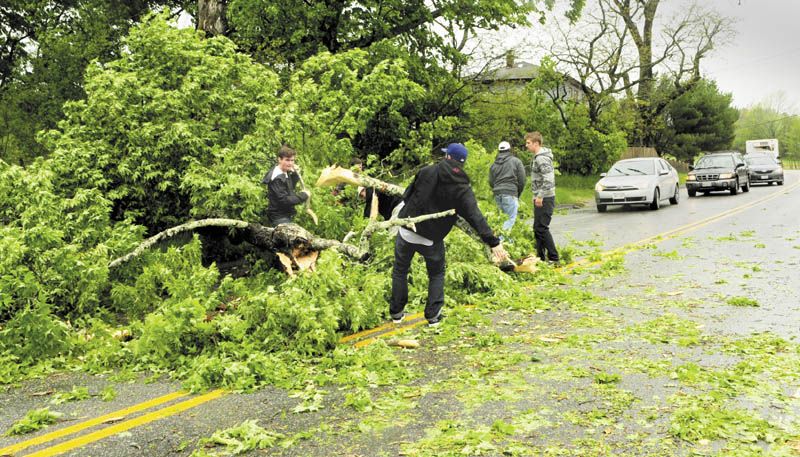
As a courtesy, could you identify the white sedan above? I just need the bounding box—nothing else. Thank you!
[594,158,680,212]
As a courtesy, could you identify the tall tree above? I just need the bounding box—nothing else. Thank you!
[541,0,734,147]
[608,0,734,146]
[0,0,191,164]
[187,0,586,168]
[654,78,738,162]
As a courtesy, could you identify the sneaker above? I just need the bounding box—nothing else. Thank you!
[427,313,443,327]
[391,312,405,324]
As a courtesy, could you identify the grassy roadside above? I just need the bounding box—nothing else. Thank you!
[555,174,600,206]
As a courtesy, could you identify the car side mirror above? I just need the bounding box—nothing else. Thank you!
[600,173,607,177]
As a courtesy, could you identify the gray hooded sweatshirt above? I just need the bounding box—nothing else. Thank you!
[489,151,526,197]
[530,147,556,198]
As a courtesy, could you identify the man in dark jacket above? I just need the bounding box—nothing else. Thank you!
[263,145,310,226]
[390,143,508,326]
[489,141,526,233]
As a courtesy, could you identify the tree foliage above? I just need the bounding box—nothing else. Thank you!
[0,0,191,164]
[654,78,737,162]
[541,0,735,147]
[733,93,800,159]
[41,15,422,233]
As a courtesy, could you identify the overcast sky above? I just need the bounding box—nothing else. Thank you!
[472,0,800,114]
[696,0,800,112]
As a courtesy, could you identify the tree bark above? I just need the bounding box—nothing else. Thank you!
[198,0,228,37]
[108,218,368,269]
[108,209,461,272]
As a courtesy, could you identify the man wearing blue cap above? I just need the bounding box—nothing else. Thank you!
[390,143,509,326]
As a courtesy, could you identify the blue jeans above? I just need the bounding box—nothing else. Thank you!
[389,235,446,322]
[494,194,518,232]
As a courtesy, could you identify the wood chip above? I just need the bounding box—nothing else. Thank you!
[388,339,420,349]
[30,389,55,397]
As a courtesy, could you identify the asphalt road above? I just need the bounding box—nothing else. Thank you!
[2,171,799,457]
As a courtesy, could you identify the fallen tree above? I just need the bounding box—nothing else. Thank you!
[108,166,527,275]
[108,210,458,275]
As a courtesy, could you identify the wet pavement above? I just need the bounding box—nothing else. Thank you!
[2,171,799,457]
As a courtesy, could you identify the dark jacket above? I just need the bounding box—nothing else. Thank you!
[398,158,500,247]
[363,188,403,220]
[263,165,308,223]
[489,152,526,197]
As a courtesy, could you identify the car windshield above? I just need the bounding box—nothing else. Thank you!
[607,160,655,176]
[695,155,734,169]
[746,156,776,166]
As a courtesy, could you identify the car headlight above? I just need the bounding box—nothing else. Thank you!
[718,173,733,179]
[687,175,696,181]
[775,167,783,172]
[595,183,605,191]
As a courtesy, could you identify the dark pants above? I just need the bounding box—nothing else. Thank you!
[533,196,559,261]
[389,235,446,322]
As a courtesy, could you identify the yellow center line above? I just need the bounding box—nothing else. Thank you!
[18,389,227,457]
[353,319,429,348]
[560,180,800,272]
[0,391,188,456]
[346,179,800,347]
[338,312,425,343]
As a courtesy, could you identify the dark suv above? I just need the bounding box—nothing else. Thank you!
[686,151,750,197]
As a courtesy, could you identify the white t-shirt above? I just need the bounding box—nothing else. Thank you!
[270,166,287,182]
[394,202,433,246]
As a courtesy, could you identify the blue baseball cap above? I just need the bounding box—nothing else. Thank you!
[442,143,468,163]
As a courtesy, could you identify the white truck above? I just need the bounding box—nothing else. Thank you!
[745,138,779,159]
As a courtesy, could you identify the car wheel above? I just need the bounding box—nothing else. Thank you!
[597,204,607,213]
[778,180,784,186]
[649,188,660,210]
[742,177,750,192]
[669,184,679,205]
[730,178,739,195]
[688,189,696,197]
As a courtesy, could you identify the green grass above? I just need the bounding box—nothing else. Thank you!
[781,159,800,170]
[556,174,600,206]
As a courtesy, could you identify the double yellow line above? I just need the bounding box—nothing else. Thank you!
[559,179,800,272]
[1,389,226,457]
[342,179,800,346]
[5,179,795,457]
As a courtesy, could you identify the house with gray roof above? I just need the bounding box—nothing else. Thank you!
[475,54,586,103]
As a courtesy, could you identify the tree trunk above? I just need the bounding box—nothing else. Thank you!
[108,218,369,271]
[198,0,228,37]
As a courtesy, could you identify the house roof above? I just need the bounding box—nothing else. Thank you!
[476,61,585,93]
[476,61,540,82]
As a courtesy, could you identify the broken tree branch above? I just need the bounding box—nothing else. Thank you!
[108,218,368,269]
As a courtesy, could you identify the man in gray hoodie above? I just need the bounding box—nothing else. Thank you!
[526,131,559,263]
[489,141,526,233]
